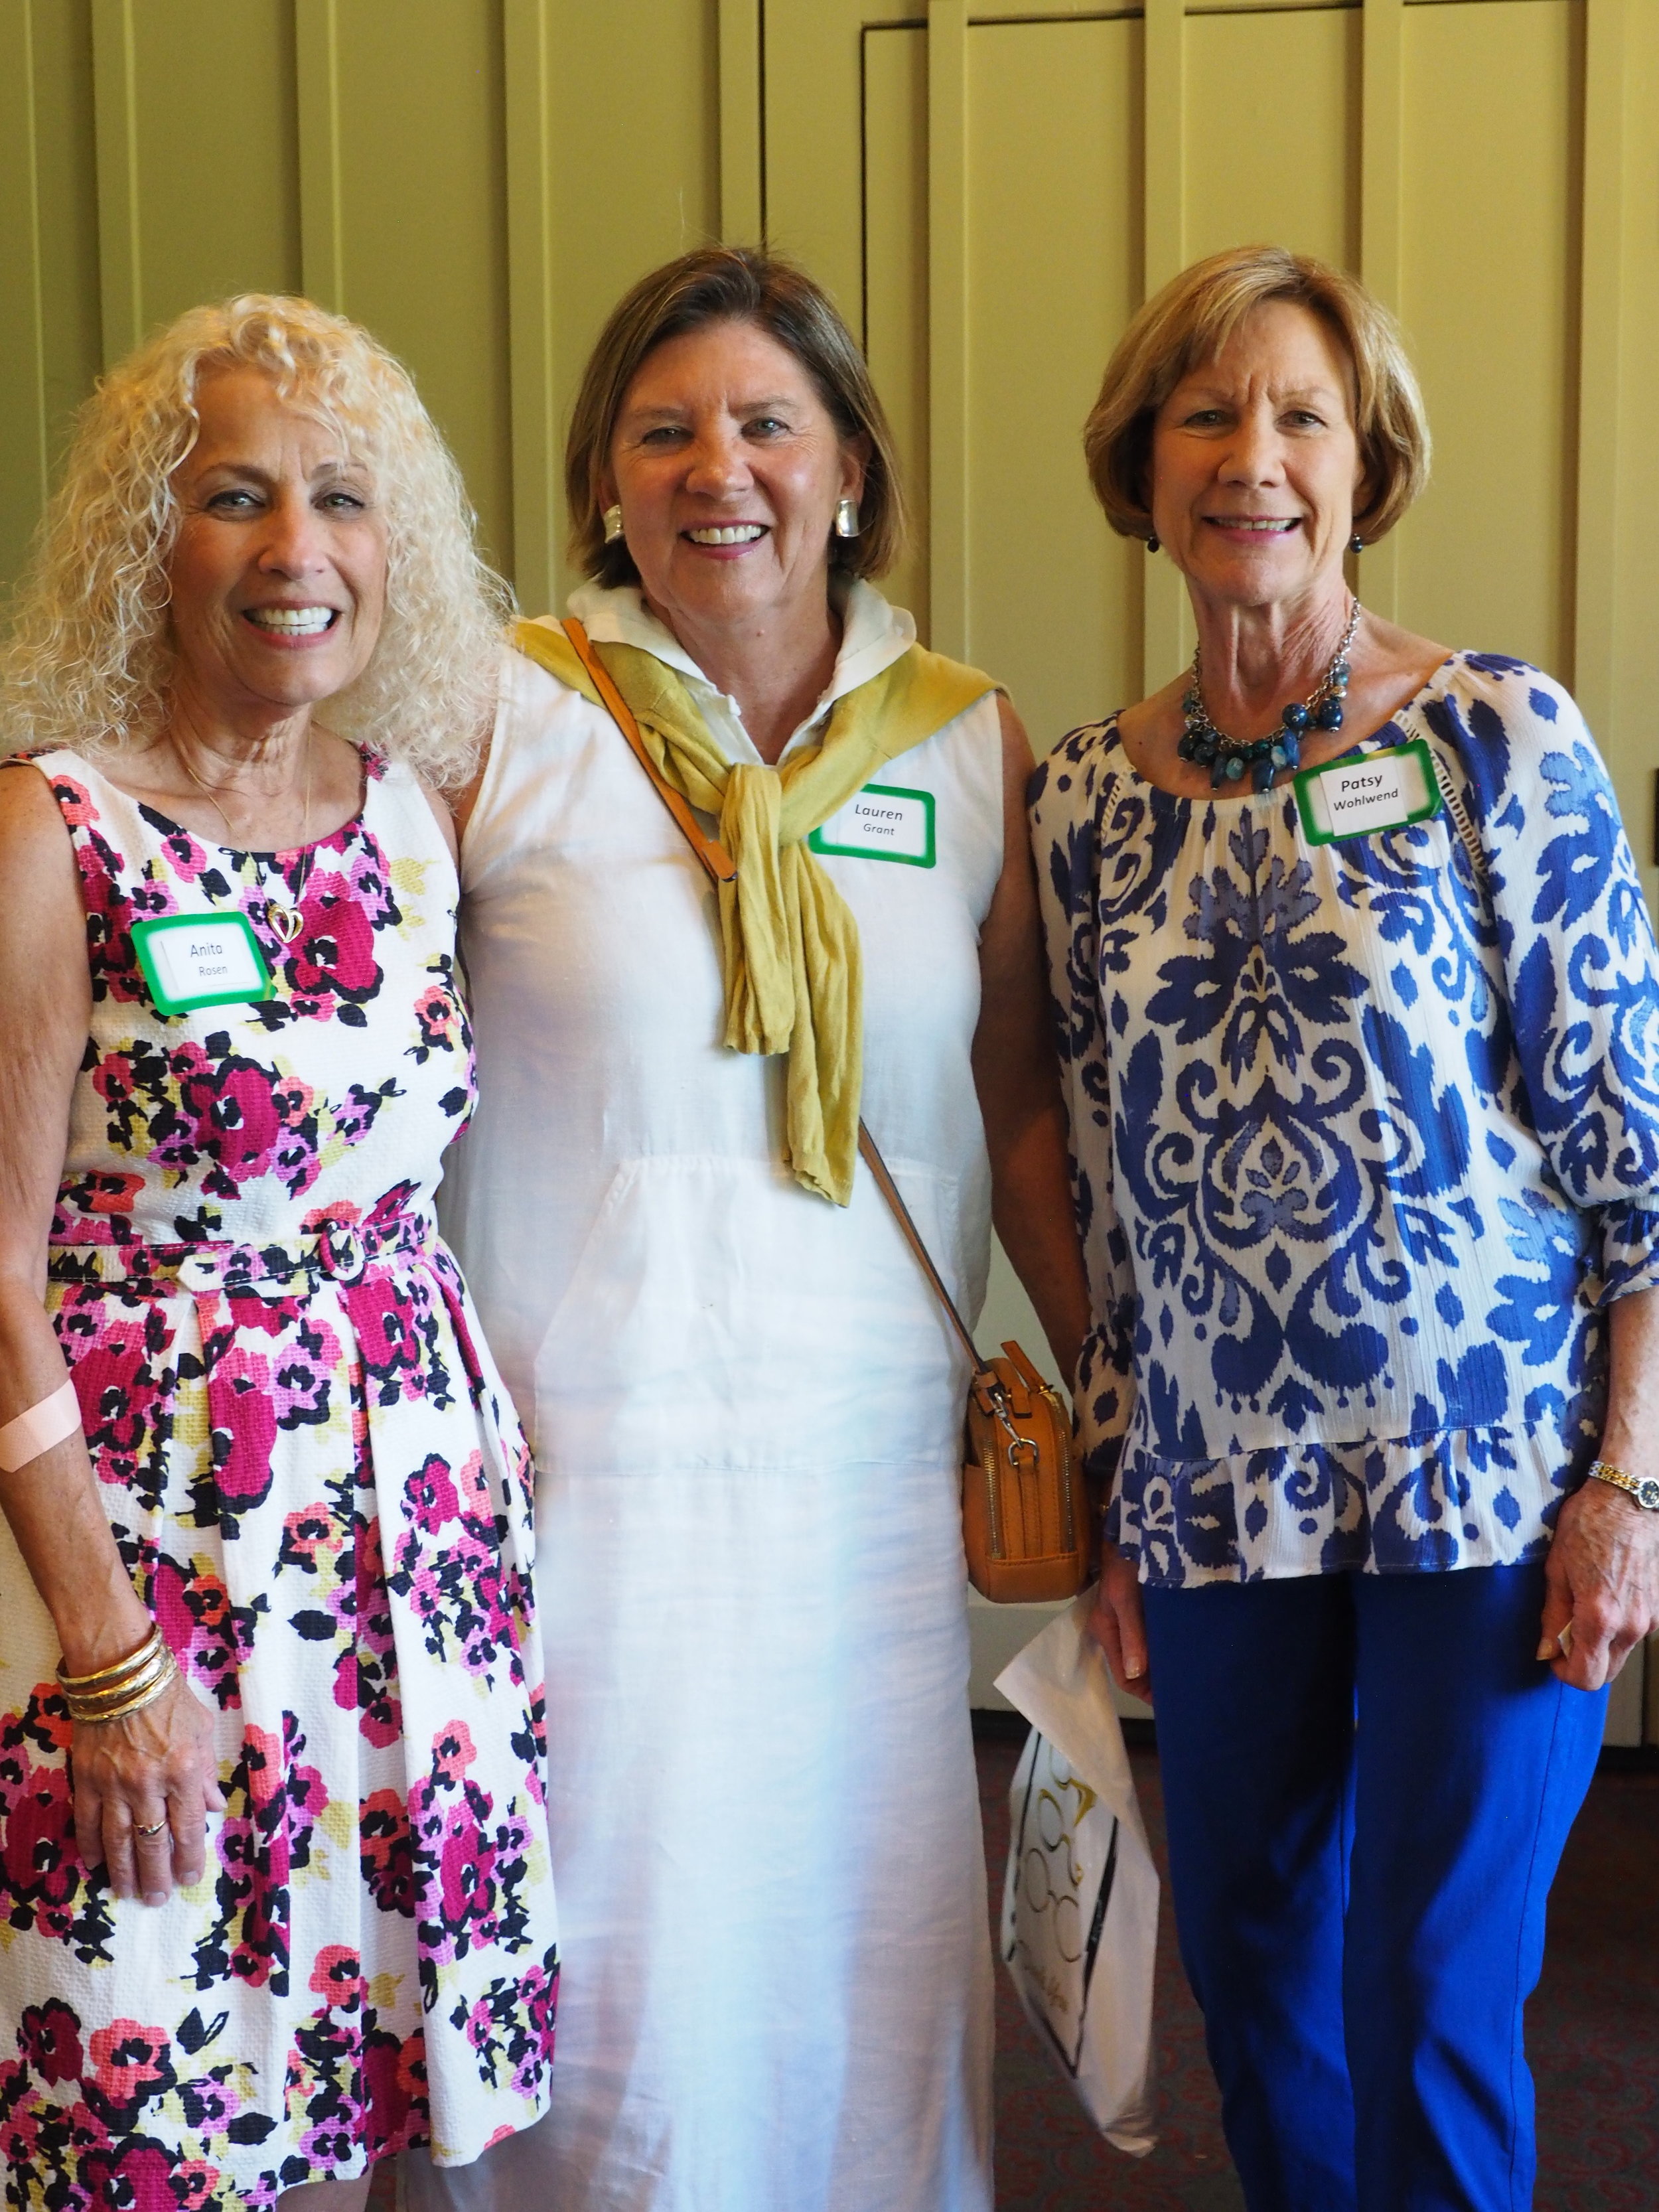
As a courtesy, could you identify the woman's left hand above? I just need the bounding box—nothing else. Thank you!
[1538,1477,1659,1690]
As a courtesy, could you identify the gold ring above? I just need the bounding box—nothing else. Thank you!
[135,1817,168,1837]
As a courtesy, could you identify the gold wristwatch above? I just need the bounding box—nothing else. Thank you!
[1587,1459,1659,1512]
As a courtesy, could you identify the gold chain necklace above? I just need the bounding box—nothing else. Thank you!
[175,735,315,944]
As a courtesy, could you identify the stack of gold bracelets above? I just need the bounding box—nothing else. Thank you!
[56,1624,179,1725]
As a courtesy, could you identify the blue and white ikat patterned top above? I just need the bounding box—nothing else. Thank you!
[1031,654,1659,1585]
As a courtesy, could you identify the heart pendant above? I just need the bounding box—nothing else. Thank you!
[266,900,304,944]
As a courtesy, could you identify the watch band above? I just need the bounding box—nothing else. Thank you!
[1587,1458,1659,1512]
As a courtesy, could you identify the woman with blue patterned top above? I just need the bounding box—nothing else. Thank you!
[1031,245,1659,2211]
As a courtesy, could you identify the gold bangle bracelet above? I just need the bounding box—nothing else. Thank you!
[62,1651,174,1716]
[63,1642,172,1702]
[58,1623,165,1695]
[64,1649,179,1726]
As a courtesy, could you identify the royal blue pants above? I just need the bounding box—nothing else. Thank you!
[1141,1564,1607,2211]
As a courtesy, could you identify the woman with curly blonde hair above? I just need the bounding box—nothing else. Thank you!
[0,295,558,2208]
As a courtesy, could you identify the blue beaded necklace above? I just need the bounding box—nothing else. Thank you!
[1177,600,1362,793]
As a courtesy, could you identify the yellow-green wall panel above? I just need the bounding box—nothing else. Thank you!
[1611,0,1659,907]
[126,0,301,329]
[542,0,720,609]
[328,1,514,577]
[0,1,48,590]
[1185,6,1360,274]
[0,0,100,591]
[762,0,885,330]
[863,24,929,642]
[1396,0,1580,680]
[966,17,1143,745]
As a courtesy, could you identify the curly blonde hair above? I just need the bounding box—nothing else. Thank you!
[0,294,510,786]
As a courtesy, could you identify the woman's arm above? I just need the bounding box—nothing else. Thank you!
[1540,1285,1659,1689]
[970,696,1094,1389]
[976,709,1153,1698]
[0,765,222,1901]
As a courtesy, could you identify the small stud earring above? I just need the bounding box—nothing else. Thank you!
[1146,532,1161,554]
[833,496,861,540]
[603,503,624,544]
[1349,532,1364,554]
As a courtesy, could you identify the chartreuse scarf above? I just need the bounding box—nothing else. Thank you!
[512,617,996,1205]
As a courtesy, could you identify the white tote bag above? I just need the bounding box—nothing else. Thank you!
[994,1590,1159,2156]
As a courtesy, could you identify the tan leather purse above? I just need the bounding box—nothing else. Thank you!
[561,617,1094,1603]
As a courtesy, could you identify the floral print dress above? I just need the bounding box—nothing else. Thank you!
[1031,655,1659,1586]
[0,751,557,2207]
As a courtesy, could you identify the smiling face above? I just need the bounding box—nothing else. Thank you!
[165,366,388,724]
[603,317,867,644]
[1148,299,1365,615]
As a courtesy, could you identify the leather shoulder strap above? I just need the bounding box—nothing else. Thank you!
[559,617,737,885]
[855,1123,991,1378]
[555,618,983,1355]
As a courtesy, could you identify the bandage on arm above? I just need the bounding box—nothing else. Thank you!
[0,1378,82,1473]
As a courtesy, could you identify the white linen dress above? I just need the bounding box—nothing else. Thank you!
[410,581,1003,2212]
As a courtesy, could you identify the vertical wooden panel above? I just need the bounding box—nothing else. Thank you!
[1185,9,1358,274]
[0,0,50,584]
[505,0,557,613]
[328,1,514,575]
[1359,0,1405,621]
[23,0,101,492]
[90,0,142,362]
[1609,0,1659,911]
[719,0,763,243]
[296,0,346,311]
[1573,0,1628,744]
[1398,1,1580,677]
[1141,0,1187,693]
[863,25,930,638]
[760,1,871,325]
[119,0,300,327]
[966,17,1141,743]
[926,0,969,660]
[543,0,720,609]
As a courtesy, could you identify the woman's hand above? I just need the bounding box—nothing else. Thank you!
[1085,1540,1153,1705]
[1538,1478,1659,1692]
[71,1670,225,1905]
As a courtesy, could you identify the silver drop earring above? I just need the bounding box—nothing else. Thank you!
[603,503,625,544]
[833,496,861,540]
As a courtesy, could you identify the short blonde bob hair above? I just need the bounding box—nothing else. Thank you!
[1,294,510,786]
[565,246,906,588]
[1084,246,1430,546]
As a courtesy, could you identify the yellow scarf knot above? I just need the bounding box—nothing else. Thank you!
[512,615,995,1205]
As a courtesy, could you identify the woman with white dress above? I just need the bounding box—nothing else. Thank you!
[405,246,1091,2212]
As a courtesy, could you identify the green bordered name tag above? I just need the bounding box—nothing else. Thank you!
[131,912,273,1014]
[1293,739,1442,845]
[807,782,936,867]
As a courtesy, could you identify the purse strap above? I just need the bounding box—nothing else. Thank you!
[561,614,997,1382]
[561,618,738,884]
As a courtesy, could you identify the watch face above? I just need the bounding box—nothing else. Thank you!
[1639,1477,1659,1512]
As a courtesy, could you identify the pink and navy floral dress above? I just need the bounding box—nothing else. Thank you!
[0,750,558,2206]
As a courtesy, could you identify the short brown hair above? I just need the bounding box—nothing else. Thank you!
[565,246,906,587]
[1083,246,1430,546]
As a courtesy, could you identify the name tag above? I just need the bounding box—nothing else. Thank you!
[131,913,273,1014]
[808,782,936,867]
[1293,739,1441,844]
